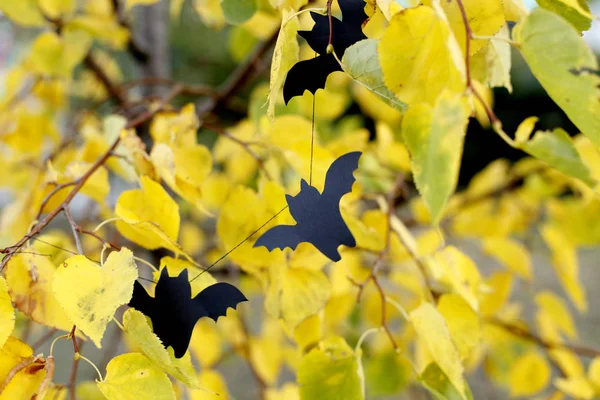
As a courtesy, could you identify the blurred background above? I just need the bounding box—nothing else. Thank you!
[0,0,599,399]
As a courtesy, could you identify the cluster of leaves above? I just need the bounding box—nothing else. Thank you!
[0,0,599,399]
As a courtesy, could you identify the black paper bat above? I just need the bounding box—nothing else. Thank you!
[283,0,368,103]
[253,151,361,261]
[129,268,247,358]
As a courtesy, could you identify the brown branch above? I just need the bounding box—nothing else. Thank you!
[68,340,84,400]
[0,356,39,394]
[202,122,273,181]
[83,53,129,106]
[37,356,55,398]
[349,175,410,350]
[0,85,183,272]
[118,77,217,97]
[490,319,600,358]
[35,182,78,220]
[455,0,502,129]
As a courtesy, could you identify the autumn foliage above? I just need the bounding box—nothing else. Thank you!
[0,0,600,399]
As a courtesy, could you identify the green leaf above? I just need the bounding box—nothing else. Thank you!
[419,363,474,400]
[401,91,470,224]
[298,336,364,400]
[518,128,594,186]
[341,39,406,111]
[365,351,412,397]
[221,0,256,25]
[513,9,600,149]
[535,0,593,32]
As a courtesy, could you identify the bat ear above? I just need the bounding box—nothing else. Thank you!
[178,269,189,280]
[160,267,170,280]
[285,194,294,205]
[300,179,310,190]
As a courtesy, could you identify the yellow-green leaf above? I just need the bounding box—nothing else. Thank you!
[53,248,138,347]
[267,9,299,119]
[518,128,594,186]
[0,0,45,26]
[298,337,363,400]
[419,363,474,400]
[535,0,594,32]
[38,0,76,19]
[402,91,470,224]
[535,291,577,340]
[410,302,466,398]
[123,309,200,388]
[0,277,14,349]
[437,294,480,360]
[98,353,176,400]
[508,351,551,396]
[27,31,92,78]
[513,8,600,148]
[221,0,257,24]
[379,4,465,106]
[342,39,406,111]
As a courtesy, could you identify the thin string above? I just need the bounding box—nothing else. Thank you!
[189,205,289,282]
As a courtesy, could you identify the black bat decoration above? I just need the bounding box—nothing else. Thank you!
[253,151,361,261]
[282,0,368,104]
[128,268,247,358]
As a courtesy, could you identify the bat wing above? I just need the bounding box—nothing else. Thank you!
[253,224,303,251]
[193,283,248,322]
[128,281,155,317]
[321,151,362,204]
[283,54,341,104]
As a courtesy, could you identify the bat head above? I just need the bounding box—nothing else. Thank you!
[286,179,321,222]
[155,267,191,300]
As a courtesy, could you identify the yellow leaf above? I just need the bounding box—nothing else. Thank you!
[410,302,466,398]
[535,291,577,340]
[268,9,299,119]
[250,336,285,385]
[0,337,46,400]
[470,24,512,91]
[479,271,513,316]
[123,309,200,388]
[189,370,229,400]
[508,351,551,397]
[425,0,505,56]
[5,254,73,332]
[0,0,45,26]
[26,31,92,78]
[437,294,480,360]
[0,277,14,349]
[482,237,532,280]
[116,176,182,252]
[192,0,226,29]
[266,383,300,400]
[65,15,129,50]
[379,4,465,106]
[150,104,199,147]
[541,224,587,312]
[2,110,59,155]
[53,248,138,347]
[432,246,481,312]
[554,376,595,399]
[189,319,222,368]
[503,0,528,22]
[550,348,585,378]
[375,122,411,171]
[588,357,600,390]
[98,353,176,400]
[402,91,470,224]
[38,0,76,19]
[352,84,403,125]
[265,264,330,329]
[150,142,213,212]
[515,116,539,144]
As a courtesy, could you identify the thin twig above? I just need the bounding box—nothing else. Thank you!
[83,53,129,106]
[491,319,600,358]
[0,86,183,272]
[68,340,84,400]
[32,329,58,350]
[63,206,83,254]
[202,122,273,180]
[37,356,55,398]
[349,175,408,350]
[36,181,78,220]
